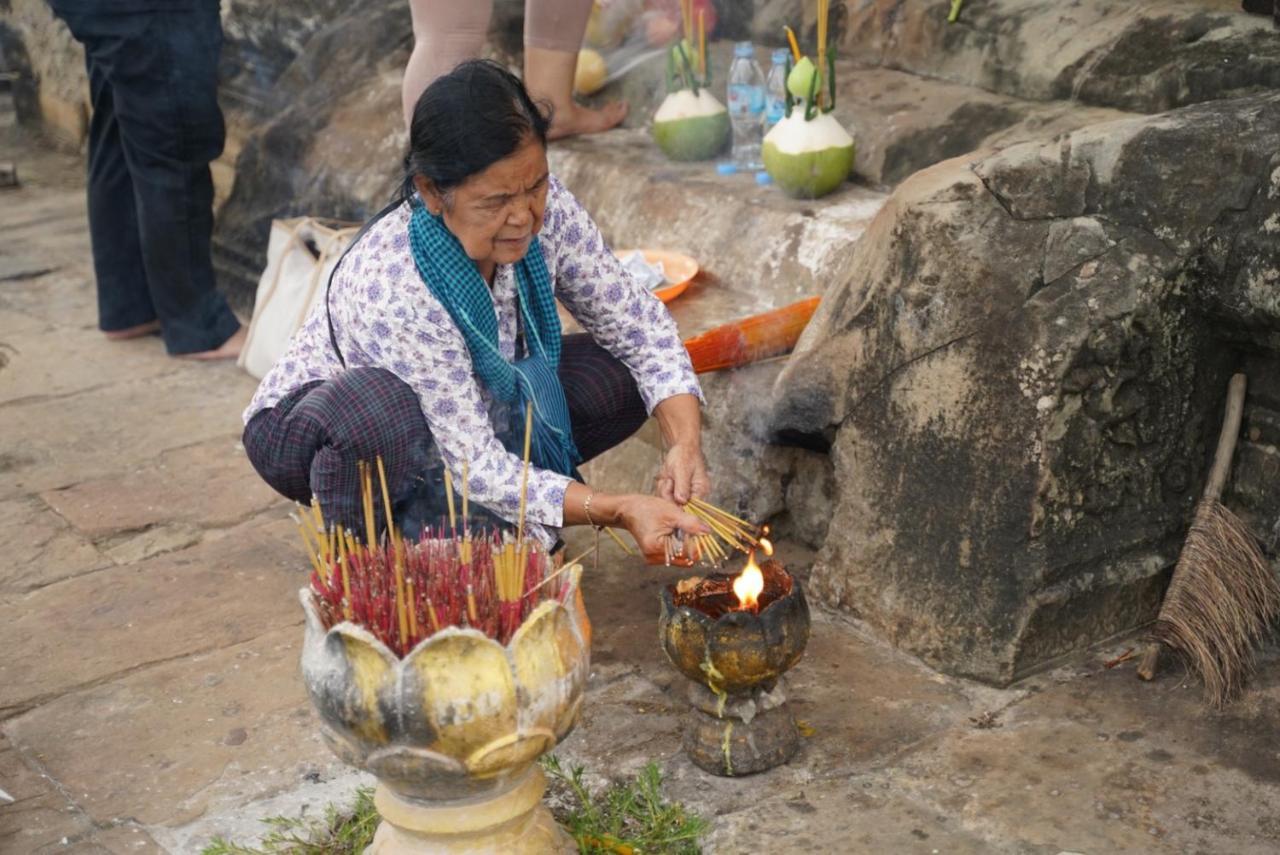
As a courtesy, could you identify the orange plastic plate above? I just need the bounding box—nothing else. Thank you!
[616,248,699,303]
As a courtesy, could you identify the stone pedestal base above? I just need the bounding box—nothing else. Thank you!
[681,682,800,776]
[366,766,575,854]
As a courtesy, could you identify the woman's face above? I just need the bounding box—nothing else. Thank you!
[416,137,550,277]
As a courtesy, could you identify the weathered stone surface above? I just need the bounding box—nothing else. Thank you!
[0,319,180,407]
[771,93,1280,683]
[3,625,342,829]
[838,0,1280,113]
[893,658,1280,854]
[0,515,305,715]
[0,496,109,595]
[41,437,284,542]
[1,0,88,144]
[0,365,258,501]
[0,731,95,852]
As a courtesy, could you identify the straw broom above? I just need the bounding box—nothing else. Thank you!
[1135,374,1280,706]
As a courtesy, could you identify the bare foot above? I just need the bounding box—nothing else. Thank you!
[179,325,247,361]
[104,319,161,340]
[547,101,629,141]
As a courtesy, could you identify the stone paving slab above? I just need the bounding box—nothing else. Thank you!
[0,267,99,330]
[0,515,305,716]
[0,731,95,853]
[0,495,110,595]
[59,825,165,854]
[0,318,181,407]
[4,625,343,829]
[42,436,286,543]
[0,363,259,501]
[891,658,1280,855]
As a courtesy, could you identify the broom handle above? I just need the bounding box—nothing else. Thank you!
[1202,373,1247,503]
[1137,372,1248,681]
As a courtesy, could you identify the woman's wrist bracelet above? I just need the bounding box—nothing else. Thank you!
[583,490,598,529]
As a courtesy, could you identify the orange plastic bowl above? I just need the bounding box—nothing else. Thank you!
[616,248,699,303]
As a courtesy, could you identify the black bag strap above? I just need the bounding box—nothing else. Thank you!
[325,198,407,368]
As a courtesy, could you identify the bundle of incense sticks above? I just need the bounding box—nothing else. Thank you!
[295,412,573,655]
[679,498,770,566]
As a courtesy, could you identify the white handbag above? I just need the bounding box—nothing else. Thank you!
[237,217,359,379]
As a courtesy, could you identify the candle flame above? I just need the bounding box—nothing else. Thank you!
[733,550,765,611]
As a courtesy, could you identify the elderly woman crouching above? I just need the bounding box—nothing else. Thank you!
[242,60,709,561]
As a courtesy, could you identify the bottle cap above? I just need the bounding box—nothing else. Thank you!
[755,171,773,185]
[716,162,738,176]
[734,42,755,58]
[772,48,791,65]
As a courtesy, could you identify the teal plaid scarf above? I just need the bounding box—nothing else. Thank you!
[406,198,580,476]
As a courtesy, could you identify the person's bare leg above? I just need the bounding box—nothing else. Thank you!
[180,324,246,360]
[524,0,627,139]
[103,319,161,340]
[403,0,493,127]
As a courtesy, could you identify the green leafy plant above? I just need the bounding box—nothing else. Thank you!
[199,786,378,855]
[543,755,709,854]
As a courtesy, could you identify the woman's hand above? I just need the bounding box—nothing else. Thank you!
[655,442,710,505]
[652,394,710,503]
[616,495,709,566]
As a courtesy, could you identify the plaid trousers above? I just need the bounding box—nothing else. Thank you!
[243,334,648,535]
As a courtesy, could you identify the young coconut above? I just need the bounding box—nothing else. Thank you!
[651,15,728,161]
[762,111,854,198]
[764,17,854,199]
[653,88,730,161]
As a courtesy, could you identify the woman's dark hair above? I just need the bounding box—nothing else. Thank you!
[402,59,551,200]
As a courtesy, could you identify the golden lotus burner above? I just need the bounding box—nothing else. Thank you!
[659,556,810,776]
[299,566,590,854]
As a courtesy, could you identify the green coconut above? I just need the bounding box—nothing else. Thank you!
[762,111,855,198]
[652,89,730,162]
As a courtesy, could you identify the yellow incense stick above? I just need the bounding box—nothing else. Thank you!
[360,462,377,549]
[375,456,399,546]
[785,25,801,61]
[461,460,472,562]
[405,575,418,639]
[336,524,353,621]
[443,466,457,533]
[603,525,636,556]
[698,9,706,76]
[689,497,756,530]
[296,518,326,581]
[818,0,828,109]
[516,403,533,546]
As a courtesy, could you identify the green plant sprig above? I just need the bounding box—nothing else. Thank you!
[201,787,379,855]
[543,755,709,854]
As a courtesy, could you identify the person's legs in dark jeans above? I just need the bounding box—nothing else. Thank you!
[558,333,649,462]
[83,59,153,333]
[55,6,241,354]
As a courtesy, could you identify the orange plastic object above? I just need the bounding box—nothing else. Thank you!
[683,297,822,374]
[615,248,698,303]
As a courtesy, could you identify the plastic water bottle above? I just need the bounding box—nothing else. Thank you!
[727,41,765,170]
[764,48,790,132]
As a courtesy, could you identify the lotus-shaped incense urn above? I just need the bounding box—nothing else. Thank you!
[659,558,810,776]
[299,568,590,854]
